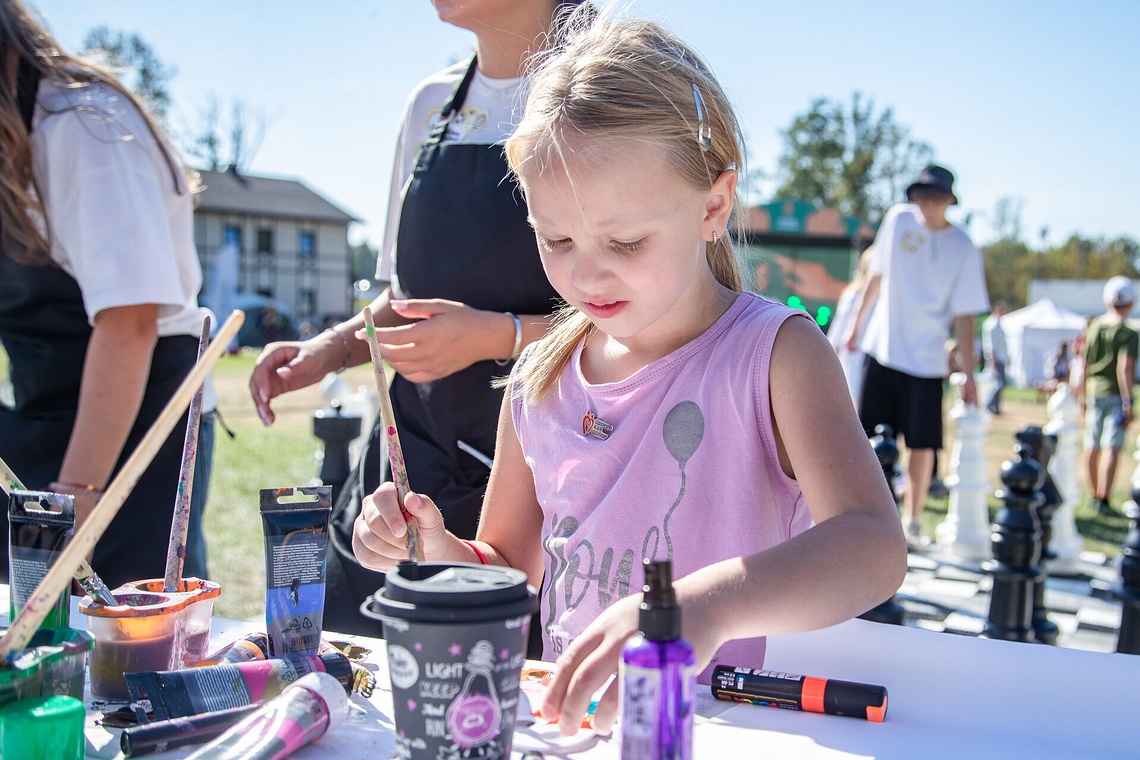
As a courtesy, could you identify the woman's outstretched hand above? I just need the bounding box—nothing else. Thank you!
[249,336,337,425]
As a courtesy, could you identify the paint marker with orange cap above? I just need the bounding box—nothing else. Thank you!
[711,665,888,722]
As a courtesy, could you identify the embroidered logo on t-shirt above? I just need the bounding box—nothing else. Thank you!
[901,230,924,253]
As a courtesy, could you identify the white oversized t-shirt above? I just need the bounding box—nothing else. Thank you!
[32,77,204,338]
[859,204,990,378]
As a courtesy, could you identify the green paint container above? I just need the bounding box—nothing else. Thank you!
[0,695,85,760]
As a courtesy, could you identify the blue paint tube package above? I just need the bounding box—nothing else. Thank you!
[8,491,75,632]
[259,486,332,657]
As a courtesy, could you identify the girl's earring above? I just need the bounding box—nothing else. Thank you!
[711,231,718,245]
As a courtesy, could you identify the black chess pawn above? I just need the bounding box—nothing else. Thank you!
[983,444,1044,643]
[1111,479,1140,655]
[1015,426,1061,645]
[858,425,907,626]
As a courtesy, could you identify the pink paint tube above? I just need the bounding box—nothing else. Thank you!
[184,671,349,760]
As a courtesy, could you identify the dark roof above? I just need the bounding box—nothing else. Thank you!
[194,167,359,224]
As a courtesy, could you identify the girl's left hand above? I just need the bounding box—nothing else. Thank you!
[538,593,641,736]
[361,299,509,383]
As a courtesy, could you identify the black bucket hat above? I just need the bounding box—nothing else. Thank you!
[906,165,958,205]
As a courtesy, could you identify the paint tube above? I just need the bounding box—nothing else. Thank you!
[259,486,332,656]
[8,491,75,631]
[124,651,352,722]
[120,704,260,757]
[196,631,376,697]
[196,631,271,666]
[184,671,349,760]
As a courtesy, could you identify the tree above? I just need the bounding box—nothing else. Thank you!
[80,27,174,122]
[187,96,269,173]
[774,92,933,224]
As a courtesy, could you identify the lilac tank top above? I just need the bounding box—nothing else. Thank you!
[513,292,813,682]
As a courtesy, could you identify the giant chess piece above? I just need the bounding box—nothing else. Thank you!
[1042,382,1085,575]
[1112,447,1140,654]
[935,371,992,561]
[858,425,907,626]
[312,376,363,505]
[1015,426,1061,645]
[983,444,1044,642]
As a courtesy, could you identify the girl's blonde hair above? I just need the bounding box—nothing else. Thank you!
[505,11,746,400]
[0,0,191,266]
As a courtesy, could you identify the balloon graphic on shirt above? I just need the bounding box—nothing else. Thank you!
[644,401,705,562]
[663,400,704,468]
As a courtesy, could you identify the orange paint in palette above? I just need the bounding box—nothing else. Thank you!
[79,578,220,700]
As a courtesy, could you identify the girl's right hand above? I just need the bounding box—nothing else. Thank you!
[352,482,450,571]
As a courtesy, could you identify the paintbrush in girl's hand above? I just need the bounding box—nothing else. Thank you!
[361,308,425,562]
[0,455,117,606]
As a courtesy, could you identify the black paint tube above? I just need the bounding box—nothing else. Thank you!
[124,651,353,722]
[259,486,332,657]
[8,490,75,631]
[120,704,260,757]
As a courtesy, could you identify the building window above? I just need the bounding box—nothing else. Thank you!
[299,231,315,259]
[224,225,241,249]
[257,228,273,256]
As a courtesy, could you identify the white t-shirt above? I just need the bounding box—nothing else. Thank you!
[375,60,526,295]
[860,204,990,378]
[32,76,204,338]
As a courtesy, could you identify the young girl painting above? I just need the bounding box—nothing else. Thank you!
[352,11,906,736]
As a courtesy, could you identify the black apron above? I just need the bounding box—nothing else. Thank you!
[324,57,558,637]
[0,65,196,589]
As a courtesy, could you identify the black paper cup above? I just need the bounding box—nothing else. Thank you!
[361,562,537,760]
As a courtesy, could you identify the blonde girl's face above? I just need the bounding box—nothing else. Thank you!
[522,139,735,352]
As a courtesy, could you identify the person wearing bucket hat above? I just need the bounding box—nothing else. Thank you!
[1076,275,1139,517]
[842,163,990,548]
[906,164,959,205]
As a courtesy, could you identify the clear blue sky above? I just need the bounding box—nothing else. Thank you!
[30,1,1140,250]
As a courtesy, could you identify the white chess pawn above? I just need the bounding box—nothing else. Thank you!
[936,372,992,561]
[1043,382,1086,576]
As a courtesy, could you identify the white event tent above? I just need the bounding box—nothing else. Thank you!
[1001,298,1086,388]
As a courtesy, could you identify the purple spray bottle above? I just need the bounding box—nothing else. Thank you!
[620,558,695,760]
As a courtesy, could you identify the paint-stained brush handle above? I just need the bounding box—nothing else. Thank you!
[0,309,245,661]
[361,308,425,562]
[164,314,211,591]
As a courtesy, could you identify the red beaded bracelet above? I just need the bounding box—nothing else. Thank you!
[461,539,489,565]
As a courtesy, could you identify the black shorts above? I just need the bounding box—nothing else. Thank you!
[858,356,943,450]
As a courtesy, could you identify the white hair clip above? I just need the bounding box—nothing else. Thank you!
[692,83,712,153]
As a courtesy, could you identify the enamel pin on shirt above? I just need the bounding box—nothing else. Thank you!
[582,410,614,440]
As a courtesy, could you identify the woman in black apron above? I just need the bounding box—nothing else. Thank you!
[249,2,586,637]
[0,3,201,589]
